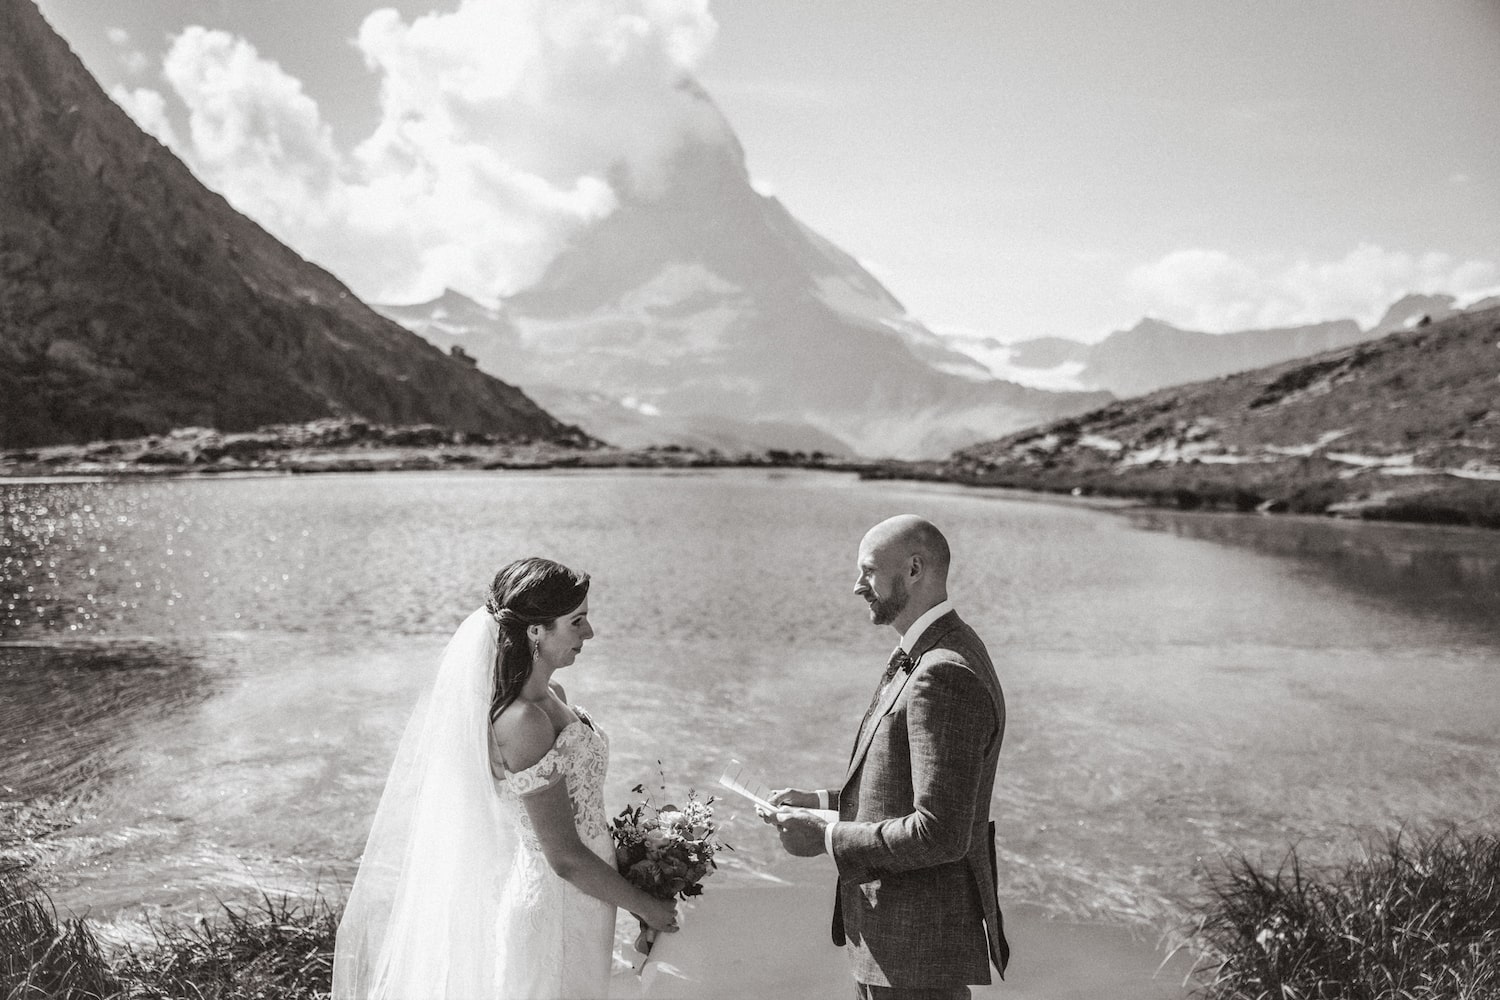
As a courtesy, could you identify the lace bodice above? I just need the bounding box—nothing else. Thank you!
[495,708,612,858]
[490,707,616,997]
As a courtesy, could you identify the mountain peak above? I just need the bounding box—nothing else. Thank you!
[1125,316,1188,336]
[605,77,749,205]
[1369,293,1457,334]
[383,77,1109,458]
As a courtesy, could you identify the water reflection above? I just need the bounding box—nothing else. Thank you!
[1125,509,1500,636]
[0,641,211,798]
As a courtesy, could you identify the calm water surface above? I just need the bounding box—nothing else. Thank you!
[2,469,1498,937]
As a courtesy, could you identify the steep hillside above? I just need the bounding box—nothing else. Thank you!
[0,0,584,449]
[945,306,1500,527]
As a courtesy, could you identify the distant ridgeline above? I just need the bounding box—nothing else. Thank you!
[964,291,1486,399]
[0,0,585,450]
[945,306,1500,528]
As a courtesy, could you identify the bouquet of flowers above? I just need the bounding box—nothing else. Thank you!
[611,768,728,957]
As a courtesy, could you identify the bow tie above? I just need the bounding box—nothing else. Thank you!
[885,647,915,680]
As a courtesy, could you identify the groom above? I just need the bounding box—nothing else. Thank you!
[766,515,1008,999]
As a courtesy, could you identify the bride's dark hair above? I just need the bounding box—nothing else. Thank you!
[485,557,591,723]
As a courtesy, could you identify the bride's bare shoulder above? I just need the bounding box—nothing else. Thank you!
[491,700,556,773]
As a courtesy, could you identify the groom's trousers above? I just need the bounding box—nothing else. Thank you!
[855,984,970,1000]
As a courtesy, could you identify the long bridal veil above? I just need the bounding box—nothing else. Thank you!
[333,608,512,999]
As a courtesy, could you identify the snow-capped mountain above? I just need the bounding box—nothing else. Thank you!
[377,92,1108,459]
[946,293,1468,400]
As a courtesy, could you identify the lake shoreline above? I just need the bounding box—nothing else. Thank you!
[0,418,873,479]
[862,457,1500,531]
[5,417,1497,533]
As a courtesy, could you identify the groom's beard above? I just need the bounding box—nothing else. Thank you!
[868,577,908,626]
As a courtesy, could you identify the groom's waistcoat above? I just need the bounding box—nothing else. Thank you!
[830,611,1009,989]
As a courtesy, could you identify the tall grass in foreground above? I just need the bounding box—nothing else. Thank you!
[10,830,1499,1000]
[0,877,338,1000]
[1192,829,1500,999]
[117,891,340,1000]
[1,876,117,1000]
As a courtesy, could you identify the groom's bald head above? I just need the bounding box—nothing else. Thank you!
[863,515,951,586]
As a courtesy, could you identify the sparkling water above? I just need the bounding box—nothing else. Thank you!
[3,469,1498,936]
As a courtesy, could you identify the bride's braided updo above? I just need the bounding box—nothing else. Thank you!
[486,557,590,723]
[485,598,527,633]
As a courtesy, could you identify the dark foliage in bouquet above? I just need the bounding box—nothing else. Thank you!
[612,773,727,900]
[612,765,730,956]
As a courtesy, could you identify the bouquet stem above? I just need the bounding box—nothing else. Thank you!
[635,919,658,960]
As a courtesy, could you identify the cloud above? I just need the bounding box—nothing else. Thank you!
[106,25,149,75]
[162,29,344,227]
[110,85,180,149]
[1126,245,1500,331]
[108,0,723,305]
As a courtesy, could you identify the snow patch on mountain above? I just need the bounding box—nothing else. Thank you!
[936,335,1091,391]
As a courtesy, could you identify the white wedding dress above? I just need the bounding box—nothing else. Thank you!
[333,609,618,1000]
[494,708,616,997]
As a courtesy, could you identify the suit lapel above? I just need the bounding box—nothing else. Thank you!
[843,611,962,782]
[844,660,914,776]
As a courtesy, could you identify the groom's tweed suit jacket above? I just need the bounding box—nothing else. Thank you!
[830,611,1009,989]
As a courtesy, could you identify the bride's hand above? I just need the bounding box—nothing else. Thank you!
[638,897,679,934]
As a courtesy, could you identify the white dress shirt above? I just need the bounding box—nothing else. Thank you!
[822,599,956,855]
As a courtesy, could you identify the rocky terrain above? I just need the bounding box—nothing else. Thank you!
[0,0,582,451]
[929,305,1500,528]
[0,418,869,477]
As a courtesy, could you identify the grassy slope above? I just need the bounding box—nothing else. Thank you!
[944,306,1500,528]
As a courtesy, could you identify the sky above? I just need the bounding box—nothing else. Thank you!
[32,0,1500,343]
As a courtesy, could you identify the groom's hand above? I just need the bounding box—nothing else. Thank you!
[771,808,828,857]
[768,788,819,810]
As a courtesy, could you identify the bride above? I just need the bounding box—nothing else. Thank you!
[333,557,679,999]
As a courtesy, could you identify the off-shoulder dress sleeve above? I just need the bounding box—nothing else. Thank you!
[507,746,566,797]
